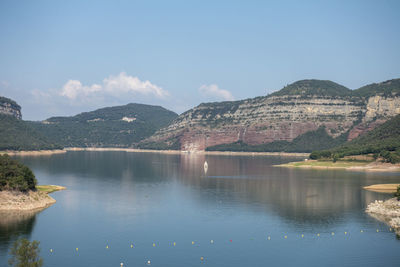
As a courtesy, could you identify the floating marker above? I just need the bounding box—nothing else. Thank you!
[230,239,232,242]
[360,230,363,233]
[173,242,176,246]
[200,256,204,261]
[106,245,109,249]
[130,244,134,248]
[120,263,123,267]
[317,233,320,237]
[267,236,271,240]
[210,240,214,244]
[331,232,335,236]
[376,229,379,232]
[390,228,392,232]
[76,248,78,252]
[344,232,347,235]
[147,260,151,265]
[153,243,156,247]
[284,235,287,239]
[192,241,195,245]
[301,234,304,238]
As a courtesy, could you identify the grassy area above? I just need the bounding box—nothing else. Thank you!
[279,159,371,169]
[36,185,66,194]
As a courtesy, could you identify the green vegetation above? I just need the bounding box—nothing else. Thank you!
[36,185,65,194]
[0,154,37,191]
[354,79,400,98]
[8,238,43,267]
[28,103,178,148]
[206,127,348,153]
[310,115,400,163]
[270,79,352,97]
[395,186,400,201]
[0,114,62,151]
[280,160,370,169]
[0,96,20,109]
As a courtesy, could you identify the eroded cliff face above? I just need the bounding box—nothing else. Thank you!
[0,97,22,119]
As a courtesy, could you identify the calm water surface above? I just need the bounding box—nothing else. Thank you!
[1,151,400,266]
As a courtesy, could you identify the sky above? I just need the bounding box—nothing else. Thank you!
[0,0,399,120]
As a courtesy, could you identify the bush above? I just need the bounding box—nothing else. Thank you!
[8,238,43,267]
[395,186,400,201]
[0,154,37,191]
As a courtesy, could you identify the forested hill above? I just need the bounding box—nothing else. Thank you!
[310,114,400,163]
[28,103,178,148]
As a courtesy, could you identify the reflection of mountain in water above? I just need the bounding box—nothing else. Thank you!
[0,210,38,257]
[177,154,397,226]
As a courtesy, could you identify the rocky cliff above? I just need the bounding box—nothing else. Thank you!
[141,79,400,151]
[0,96,21,119]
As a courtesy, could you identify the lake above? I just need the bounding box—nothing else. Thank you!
[1,151,400,266]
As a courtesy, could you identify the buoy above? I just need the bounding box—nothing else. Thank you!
[284,235,287,239]
[76,248,78,252]
[130,244,134,248]
[173,242,176,246]
[229,239,232,242]
[344,232,347,235]
[267,236,271,240]
[389,228,392,232]
[50,249,53,253]
[360,230,363,233]
[317,233,320,237]
[147,260,151,265]
[376,229,379,232]
[331,232,335,236]
[106,245,109,249]
[200,256,204,261]
[301,234,304,238]
[120,263,123,267]
[210,240,214,244]
[192,241,195,245]
[153,243,156,247]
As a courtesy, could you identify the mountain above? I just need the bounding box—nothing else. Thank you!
[0,96,22,119]
[140,78,400,151]
[0,114,62,151]
[29,103,178,148]
[310,114,400,163]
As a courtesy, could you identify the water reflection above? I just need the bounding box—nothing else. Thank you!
[0,210,38,257]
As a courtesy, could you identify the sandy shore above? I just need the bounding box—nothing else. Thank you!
[363,184,400,193]
[0,149,66,156]
[366,198,400,235]
[0,185,65,211]
[65,147,309,157]
[277,160,400,172]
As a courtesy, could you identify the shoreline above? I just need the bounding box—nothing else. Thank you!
[276,160,400,172]
[0,149,66,156]
[363,184,400,193]
[65,147,309,157]
[0,185,66,211]
[366,198,400,235]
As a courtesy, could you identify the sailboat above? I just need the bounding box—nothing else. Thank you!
[204,160,208,173]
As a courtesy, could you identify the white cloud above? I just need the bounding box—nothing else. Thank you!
[199,84,234,101]
[59,72,169,100]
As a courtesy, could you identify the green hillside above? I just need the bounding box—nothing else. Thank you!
[270,79,352,97]
[310,115,400,163]
[29,103,178,148]
[0,114,62,151]
[206,127,348,153]
[354,78,400,98]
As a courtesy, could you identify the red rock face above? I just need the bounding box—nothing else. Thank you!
[347,120,386,141]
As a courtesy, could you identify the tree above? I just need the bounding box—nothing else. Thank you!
[8,238,43,267]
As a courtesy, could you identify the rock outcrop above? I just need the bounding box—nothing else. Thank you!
[142,79,400,151]
[0,96,21,119]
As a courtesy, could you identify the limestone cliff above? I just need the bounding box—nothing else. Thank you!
[0,96,21,119]
[141,79,400,151]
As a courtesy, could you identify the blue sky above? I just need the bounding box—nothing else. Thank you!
[0,0,399,120]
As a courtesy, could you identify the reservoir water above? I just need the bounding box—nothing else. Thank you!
[1,151,400,266]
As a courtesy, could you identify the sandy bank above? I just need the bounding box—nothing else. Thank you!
[0,185,65,211]
[366,198,400,235]
[0,149,66,156]
[65,147,309,157]
[363,184,400,193]
[277,160,400,172]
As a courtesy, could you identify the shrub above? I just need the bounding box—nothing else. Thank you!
[0,154,37,191]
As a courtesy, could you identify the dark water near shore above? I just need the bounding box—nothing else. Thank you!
[1,151,400,266]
